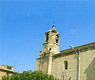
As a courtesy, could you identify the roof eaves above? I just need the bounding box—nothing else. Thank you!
[53,42,95,58]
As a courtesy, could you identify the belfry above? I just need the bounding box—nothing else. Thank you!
[40,25,60,57]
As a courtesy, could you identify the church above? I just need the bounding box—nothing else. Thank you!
[36,26,95,80]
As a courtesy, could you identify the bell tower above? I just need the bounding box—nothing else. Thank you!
[39,25,60,57]
[36,25,60,74]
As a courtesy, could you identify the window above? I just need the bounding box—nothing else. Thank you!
[64,61,68,70]
[7,66,12,70]
[56,35,59,43]
[7,72,10,75]
[46,33,49,42]
[56,34,60,43]
[49,48,51,51]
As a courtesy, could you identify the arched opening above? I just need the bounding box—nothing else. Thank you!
[64,61,68,70]
[56,35,59,43]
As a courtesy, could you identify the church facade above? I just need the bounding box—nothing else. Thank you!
[36,26,95,80]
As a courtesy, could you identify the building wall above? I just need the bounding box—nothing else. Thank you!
[85,58,95,80]
[52,48,95,80]
[0,71,7,80]
[36,56,49,74]
[0,65,14,80]
[0,71,13,80]
[80,48,95,80]
[52,53,77,80]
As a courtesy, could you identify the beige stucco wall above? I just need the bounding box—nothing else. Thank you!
[0,70,13,80]
[52,48,95,80]
[52,53,77,80]
[0,71,13,80]
[80,49,95,80]
[0,71,7,80]
[36,56,49,74]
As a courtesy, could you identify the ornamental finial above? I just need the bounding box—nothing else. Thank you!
[52,25,56,30]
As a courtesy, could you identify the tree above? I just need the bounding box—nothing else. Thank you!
[2,71,59,80]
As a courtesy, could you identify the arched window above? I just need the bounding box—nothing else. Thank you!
[49,48,51,51]
[46,33,49,42]
[56,35,59,43]
[64,61,68,70]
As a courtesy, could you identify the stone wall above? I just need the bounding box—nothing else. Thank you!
[0,71,7,80]
[52,47,95,80]
[0,65,14,80]
[52,53,77,80]
[80,48,95,80]
[0,70,13,80]
[36,56,49,74]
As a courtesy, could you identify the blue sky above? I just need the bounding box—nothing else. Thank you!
[0,0,95,72]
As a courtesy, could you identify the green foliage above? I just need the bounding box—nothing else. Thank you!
[2,71,59,80]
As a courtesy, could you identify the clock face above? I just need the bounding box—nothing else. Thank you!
[44,44,47,48]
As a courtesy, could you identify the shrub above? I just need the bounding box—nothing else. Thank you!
[2,71,59,80]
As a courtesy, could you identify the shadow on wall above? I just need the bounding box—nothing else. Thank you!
[85,58,95,80]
